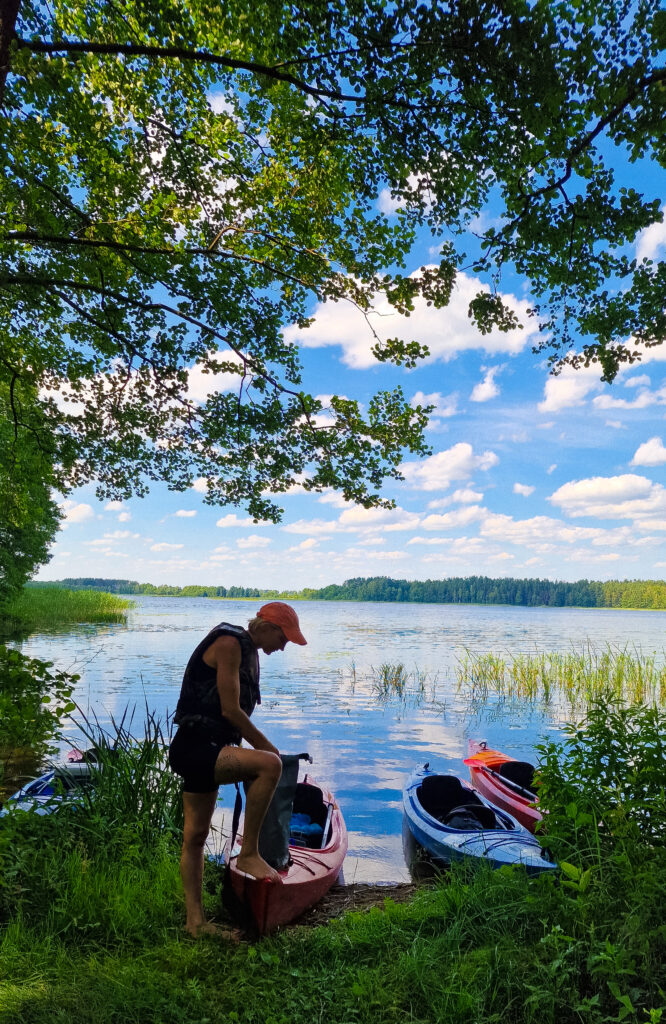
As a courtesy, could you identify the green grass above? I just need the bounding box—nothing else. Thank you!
[2,702,665,1024]
[0,587,133,630]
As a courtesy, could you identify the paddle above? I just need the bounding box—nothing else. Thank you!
[480,765,538,802]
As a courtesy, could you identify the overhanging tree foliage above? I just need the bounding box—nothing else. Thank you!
[0,1,664,520]
[0,379,61,601]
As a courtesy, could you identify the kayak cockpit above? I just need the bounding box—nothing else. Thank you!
[290,780,333,850]
[417,774,513,831]
[497,760,537,798]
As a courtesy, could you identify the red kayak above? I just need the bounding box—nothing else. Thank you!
[464,740,542,833]
[225,774,347,935]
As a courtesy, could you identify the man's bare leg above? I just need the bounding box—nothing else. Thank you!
[180,789,218,936]
[215,746,282,881]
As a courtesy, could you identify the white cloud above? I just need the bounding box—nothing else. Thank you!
[337,505,421,532]
[284,270,539,370]
[59,500,94,526]
[635,205,666,262]
[104,500,126,512]
[470,366,501,403]
[175,510,197,518]
[624,374,651,389]
[118,512,132,523]
[538,363,603,412]
[216,513,264,528]
[631,437,666,466]
[237,535,271,549]
[207,92,235,116]
[411,390,458,419]
[192,478,209,494]
[150,542,185,551]
[514,483,535,497]
[427,488,484,509]
[185,351,244,403]
[421,506,485,530]
[547,464,557,474]
[401,442,498,491]
[593,386,666,411]
[548,474,666,520]
[282,519,338,536]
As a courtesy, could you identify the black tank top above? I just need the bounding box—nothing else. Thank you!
[174,622,261,744]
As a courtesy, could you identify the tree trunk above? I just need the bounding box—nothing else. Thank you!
[0,0,21,105]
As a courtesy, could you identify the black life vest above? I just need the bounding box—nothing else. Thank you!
[174,622,261,744]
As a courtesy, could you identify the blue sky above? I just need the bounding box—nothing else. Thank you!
[40,146,666,590]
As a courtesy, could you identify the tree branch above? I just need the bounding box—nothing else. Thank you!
[5,230,320,291]
[14,36,415,108]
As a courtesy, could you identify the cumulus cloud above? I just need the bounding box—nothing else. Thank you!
[631,437,666,467]
[216,513,265,528]
[538,364,603,412]
[283,270,539,370]
[150,542,184,551]
[514,483,535,497]
[185,351,245,403]
[635,205,666,262]
[411,390,458,420]
[175,510,197,518]
[548,474,666,520]
[237,535,271,549]
[59,500,94,527]
[337,505,422,532]
[400,442,498,491]
[470,366,501,403]
[624,374,651,389]
[427,488,484,509]
[104,500,126,512]
[593,385,666,411]
[421,506,485,530]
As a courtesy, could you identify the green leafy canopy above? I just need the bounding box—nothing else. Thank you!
[0,1,664,519]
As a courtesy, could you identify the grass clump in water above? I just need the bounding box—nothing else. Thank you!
[457,645,666,708]
[0,586,133,630]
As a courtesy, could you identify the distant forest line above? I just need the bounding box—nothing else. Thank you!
[30,576,666,609]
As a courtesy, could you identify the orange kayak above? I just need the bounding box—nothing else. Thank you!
[225,774,347,935]
[464,740,541,833]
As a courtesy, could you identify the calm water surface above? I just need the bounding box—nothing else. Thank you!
[14,597,666,882]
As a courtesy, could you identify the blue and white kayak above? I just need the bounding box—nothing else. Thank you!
[403,763,556,875]
[0,757,93,817]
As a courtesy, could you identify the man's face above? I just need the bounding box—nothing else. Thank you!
[261,622,288,654]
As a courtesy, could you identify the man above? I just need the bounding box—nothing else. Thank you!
[169,601,307,937]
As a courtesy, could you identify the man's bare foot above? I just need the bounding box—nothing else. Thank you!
[185,920,242,941]
[236,851,282,882]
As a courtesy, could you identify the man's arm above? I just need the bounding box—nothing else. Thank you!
[207,635,279,755]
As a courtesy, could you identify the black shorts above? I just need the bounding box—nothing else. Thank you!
[168,723,229,793]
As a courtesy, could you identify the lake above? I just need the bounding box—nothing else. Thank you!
[11,597,666,882]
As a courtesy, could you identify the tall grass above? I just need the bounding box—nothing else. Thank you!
[0,586,132,630]
[342,662,439,705]
[1,703,666,1023]
[457,645,666,708]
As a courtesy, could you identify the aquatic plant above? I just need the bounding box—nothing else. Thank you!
[456,645,666,709]
[0,586,133,631]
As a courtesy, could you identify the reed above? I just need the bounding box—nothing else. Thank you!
[456,645,666,708]
[0,587,133,630]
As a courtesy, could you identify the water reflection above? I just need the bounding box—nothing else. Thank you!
[7,596,666,882]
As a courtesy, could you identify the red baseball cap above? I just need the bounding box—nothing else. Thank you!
[257,602,307,645]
